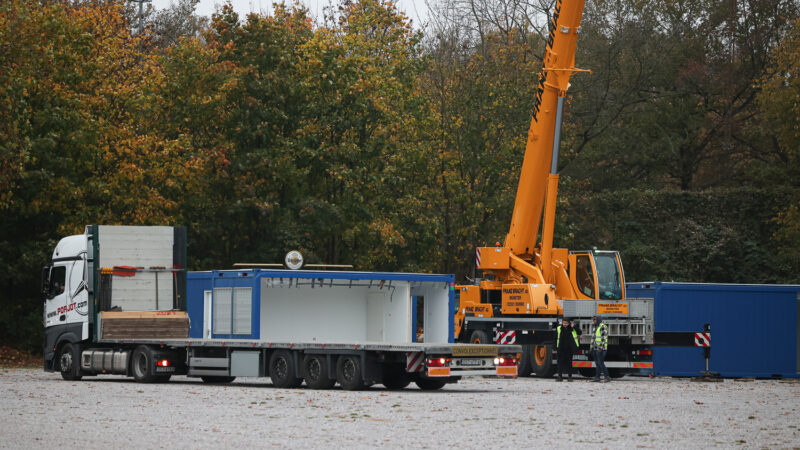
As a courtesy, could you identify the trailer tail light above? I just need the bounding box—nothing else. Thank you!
[493,357,516,366]
[157,360,171,367]
[426,357,450,367]
[637,350,653,356]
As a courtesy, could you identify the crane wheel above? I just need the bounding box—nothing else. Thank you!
[517,344,533,377]
[469,330,490,344]
[530,344,554,377]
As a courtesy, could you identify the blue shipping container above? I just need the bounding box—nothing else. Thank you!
[627,282,800,378]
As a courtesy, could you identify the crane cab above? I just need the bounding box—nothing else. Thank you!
[567,250,625,300]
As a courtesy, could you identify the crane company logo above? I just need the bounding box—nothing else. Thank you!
[502,288,529,295]
[532,0,563,123]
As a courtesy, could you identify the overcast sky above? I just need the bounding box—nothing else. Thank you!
[150,0,430,28]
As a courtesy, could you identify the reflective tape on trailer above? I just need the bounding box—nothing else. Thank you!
[494,330,517,344]
[406,352,424,372]
[571,361,654,369]
[476,248,481,268]
[694,332,710,347]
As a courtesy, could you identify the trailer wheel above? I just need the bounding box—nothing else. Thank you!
[200,376,235,384]
[336,355,364,390]
[269,350,302,388]
[469,330,490,344]
[608,369,625,378]
[58,343,82,381]
[303,355,335,389]
[131,345,156,383]
[415,377,446,391]
[531,344,554,377]
[517,344,533,377]
[382,366,411,390]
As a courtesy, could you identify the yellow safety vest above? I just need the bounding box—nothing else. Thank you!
[594,323,608,350]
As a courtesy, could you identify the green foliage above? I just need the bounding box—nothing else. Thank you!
[559,187,796,283]
[1,0,798,353]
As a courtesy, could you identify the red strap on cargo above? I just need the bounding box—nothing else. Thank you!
[112,266,140,277]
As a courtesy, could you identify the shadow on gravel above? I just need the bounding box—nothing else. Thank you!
[46,376,510,393]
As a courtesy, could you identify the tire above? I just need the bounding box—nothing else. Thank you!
[58,343,82,381]
[336,355,364,390]
[131,345,156,383]
[469,330,490,344]
[201,376,236,384]
[303,355,335,390]
[517,344,533,377]
[609,369,625,379]
[415,377,446,391]
[269,350,303,388]
[530,344,554,377]
[382,366,411,390]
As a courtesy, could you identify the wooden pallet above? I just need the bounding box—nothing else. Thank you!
[100,311,189,339]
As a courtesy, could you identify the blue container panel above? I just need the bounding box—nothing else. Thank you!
[628,282,800,378]
[656,284,799,378]
[187,273,212,338]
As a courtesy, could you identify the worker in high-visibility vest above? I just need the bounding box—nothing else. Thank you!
[556,318,581,381]
[592,316,610,382]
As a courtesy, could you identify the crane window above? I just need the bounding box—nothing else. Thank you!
[575,255,595,298]
[595,254,623,300]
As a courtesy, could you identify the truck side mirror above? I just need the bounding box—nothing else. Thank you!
[41,266,51,298]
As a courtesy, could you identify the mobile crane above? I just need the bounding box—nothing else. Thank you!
[453,0,654,377]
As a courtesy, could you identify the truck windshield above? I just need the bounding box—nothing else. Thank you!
[594,253,622,300]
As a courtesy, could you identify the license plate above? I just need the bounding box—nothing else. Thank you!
[573,355,588,361]
[459,358,483,366]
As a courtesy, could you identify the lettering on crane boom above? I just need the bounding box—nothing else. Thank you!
[532,0,563,123]
[597,303,628,315]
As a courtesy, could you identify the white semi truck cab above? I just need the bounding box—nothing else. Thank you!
[42,225,187,377]
[43,225,520,390]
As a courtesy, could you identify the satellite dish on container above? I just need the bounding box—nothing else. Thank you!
[284,250,304,270]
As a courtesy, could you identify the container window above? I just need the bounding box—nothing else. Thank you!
[213,288,232,334]
[232,287,252,335]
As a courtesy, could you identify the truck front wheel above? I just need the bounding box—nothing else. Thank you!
[131,345,157,383]
[58,343,82,381]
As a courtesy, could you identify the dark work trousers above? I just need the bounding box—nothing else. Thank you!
[557,351,574,379]
[593,349,610,379]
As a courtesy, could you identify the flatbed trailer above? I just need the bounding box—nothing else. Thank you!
[43,225,520,390]
[86,338,520,389]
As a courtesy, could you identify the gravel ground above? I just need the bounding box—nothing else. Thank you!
[1,369,798,448]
